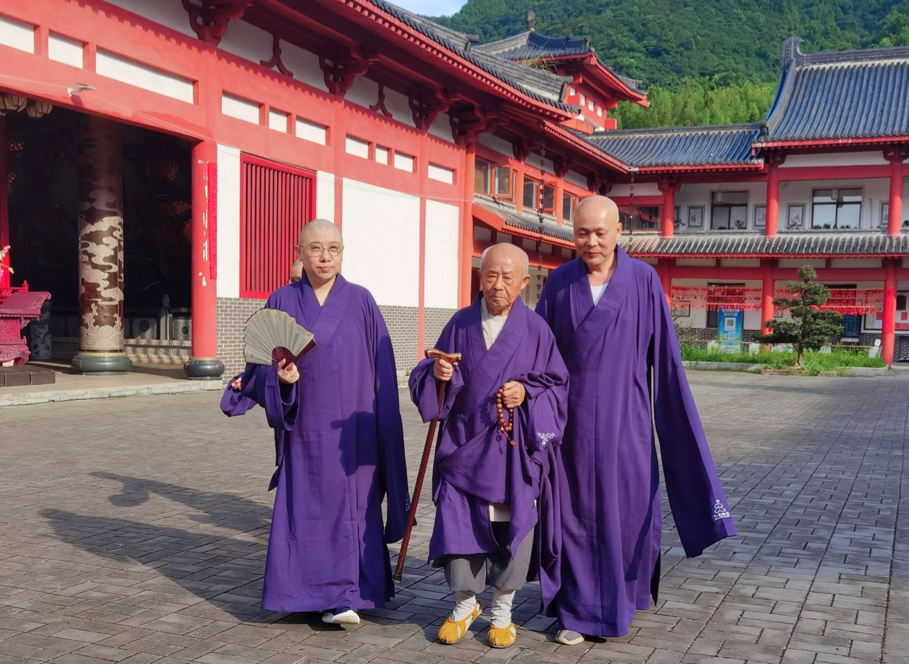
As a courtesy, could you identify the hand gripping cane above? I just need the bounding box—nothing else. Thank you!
[393,348,461,583]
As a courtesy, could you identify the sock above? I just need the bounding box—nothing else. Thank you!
[450,591,477,621]
[490,588,515,628]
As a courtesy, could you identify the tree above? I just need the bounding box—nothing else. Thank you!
[755,265,843,367]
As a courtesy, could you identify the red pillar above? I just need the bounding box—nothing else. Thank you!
[761,258,774,335]
[657,258,672,305]
[887,154,903,237]
[513,164,525,215]
[184,141,224,379]
[417,131,427,362]
[0,115,8,290]
[658,180,679,238]
[458,143,476,307]
[882,258,897,365]
[765,162,779,238]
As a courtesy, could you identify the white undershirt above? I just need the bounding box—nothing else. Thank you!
[481,297,512,522]
[591,282,609,305]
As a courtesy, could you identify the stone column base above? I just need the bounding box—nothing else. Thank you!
[71,351,132,375]
[184,357,225,380]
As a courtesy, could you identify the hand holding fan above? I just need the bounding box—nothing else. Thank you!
[243,309,316,366]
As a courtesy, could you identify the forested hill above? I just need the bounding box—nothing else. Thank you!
[433,0,909,127]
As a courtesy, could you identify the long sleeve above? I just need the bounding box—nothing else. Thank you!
[407,318,464,422]
[650,272,735,557]
[220,372,257,417]
[369,300,410,544]
[517,337,569,453]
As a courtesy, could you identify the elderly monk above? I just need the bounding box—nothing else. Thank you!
[409,243,568,649]
[221,219,409,626]
[535,196,735,644]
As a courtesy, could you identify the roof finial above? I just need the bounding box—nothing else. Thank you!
[527,10,536,32]
[781,36,805,71]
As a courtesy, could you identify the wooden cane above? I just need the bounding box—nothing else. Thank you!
[393,348,461,583]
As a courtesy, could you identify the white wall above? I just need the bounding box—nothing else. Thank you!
[316,171,335,222]
[423,201,460,309]
[100,0,195,37]
[478,134,514,159]
[216,145,241,299]
[610,183,660,197]
[676,182,767,231]
[341,180,420,307]
[780,152,890,168]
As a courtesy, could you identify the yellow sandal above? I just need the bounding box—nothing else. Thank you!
[437,602,482,645]
[487,622,517,648]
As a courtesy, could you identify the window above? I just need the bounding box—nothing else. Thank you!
[474,160,512,200]
[619,205,660,231]
[474,160,490,194]
[596,106,603,117]
[711,191,748,230]
[523,178,539,209]
[588,100,594,111]
[580,93,586,104]
[563,192,576,221]
[240,155,316,298]
[812,188,862,229]
[541,184,555,213]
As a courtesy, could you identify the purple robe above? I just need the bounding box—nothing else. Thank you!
[535,248,735,637]
[220,274,409,612]
[409,296,568,606]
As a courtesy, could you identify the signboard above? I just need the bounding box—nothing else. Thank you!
[718,308,743,350]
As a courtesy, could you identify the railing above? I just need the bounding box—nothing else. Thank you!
[0,281,29,306]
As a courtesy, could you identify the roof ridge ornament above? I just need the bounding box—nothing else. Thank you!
[527,10,536,32]
[781,36,805,71]
[182,0,257,46]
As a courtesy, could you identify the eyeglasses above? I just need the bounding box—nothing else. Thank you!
[300,244,342,257]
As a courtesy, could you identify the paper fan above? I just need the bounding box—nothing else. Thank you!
[243,309,316,366]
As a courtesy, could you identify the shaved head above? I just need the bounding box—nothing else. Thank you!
[479,243,529,277]
[298,218,341,246]
[574,196,620,228]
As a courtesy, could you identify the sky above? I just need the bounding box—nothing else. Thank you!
[390,0,468,17]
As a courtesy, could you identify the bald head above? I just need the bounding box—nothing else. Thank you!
[479,243,529,277]
[573,195,623,272]
[298,218,341,246]
[479,243,531,316]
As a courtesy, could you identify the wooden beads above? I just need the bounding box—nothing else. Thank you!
[495,388,516,446]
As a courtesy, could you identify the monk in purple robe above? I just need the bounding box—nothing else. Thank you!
[409,244,568,649]
[221,219,409,626]
[534,196,735,644]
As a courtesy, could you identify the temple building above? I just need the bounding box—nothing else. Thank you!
[0,1,907,378]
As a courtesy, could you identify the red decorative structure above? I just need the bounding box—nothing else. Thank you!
[0,289,50,366]
[182,0,256,46]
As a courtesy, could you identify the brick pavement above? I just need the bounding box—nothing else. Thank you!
[1,373,908,664]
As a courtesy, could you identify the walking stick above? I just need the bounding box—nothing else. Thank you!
[393,348,461,583]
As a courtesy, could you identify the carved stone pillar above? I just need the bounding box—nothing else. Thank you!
[71,116,131,374]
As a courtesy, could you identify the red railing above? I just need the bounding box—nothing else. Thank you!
[0,281,29,306]
[239,155,316,299]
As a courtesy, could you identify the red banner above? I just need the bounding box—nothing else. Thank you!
[671,285,762,311]
[773,287,884,315]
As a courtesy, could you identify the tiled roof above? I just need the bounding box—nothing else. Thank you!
[474,195,575,242]
[758,38,909,144]
[476,31,645,96]
[585,124,763,169]
[621,231,909,257]
[362,1,576,112]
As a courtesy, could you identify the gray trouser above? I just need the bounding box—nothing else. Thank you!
[443,523,533,594]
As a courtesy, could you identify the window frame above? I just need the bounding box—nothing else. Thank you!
[710,191,748,230]
[811,188,863,230]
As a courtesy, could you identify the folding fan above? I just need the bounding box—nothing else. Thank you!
[243,309,316,366]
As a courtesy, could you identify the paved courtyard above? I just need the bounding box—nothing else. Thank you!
[1,372,908,664]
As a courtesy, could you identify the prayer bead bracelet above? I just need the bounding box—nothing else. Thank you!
[495,388,516,446]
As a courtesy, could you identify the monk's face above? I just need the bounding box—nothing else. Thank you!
[574,198,622,271]
[288,263,303,284]
[480,249,530,316]
[297,228,343,286]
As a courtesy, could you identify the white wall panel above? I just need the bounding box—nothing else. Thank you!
[346,76,380,111]
[296,118,327,145]
[216,145,241,299]
[428,112,453,143]
[96,50,194,103]
[342,180,420,307]
[217,18,272,65]
[316,171,334,222]
[428,163,454,184]
[268,109,288,132]
[345,137,369,159]
[279,40,328,93]
[424,201,460,309]
[610,183,660,197]
[780,151,889,168]
[221,94,259,123]
[0,15,33,53]
[102,0,195,37]
[393,152,414,172]
[48,33,83,68]
[478,133,514,158]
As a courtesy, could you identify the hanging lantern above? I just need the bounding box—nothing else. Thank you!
[25,100,53,118]
[0,94,27,112]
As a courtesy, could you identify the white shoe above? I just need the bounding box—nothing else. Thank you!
[321,608,360,625]
[556,628,585,645]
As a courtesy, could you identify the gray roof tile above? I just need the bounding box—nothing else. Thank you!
[474,195,575,242]
[621,232,909,257]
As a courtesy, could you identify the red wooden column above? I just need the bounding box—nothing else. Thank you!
[416,131,427,363]
[658,180,679,238]
[184,140,224,380]
[765,159,781,238]
[458,143,476,307]
[656,258,672,306]
[882,258,897,365]
[0,115,8,290]
[760,258,775,335]
[886,149,904,237]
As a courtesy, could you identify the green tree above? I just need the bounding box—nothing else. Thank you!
[755,265,843,367]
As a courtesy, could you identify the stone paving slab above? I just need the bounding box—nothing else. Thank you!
[1,373,907,664]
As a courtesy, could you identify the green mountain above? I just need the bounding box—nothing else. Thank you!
[435,0,909,127]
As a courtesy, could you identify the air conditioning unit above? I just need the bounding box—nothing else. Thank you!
[171,316,192,341]
[130,317,158,340]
